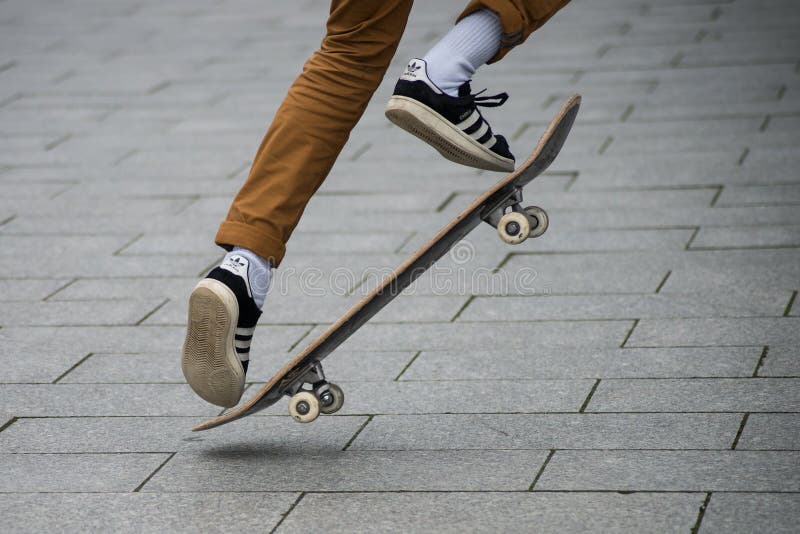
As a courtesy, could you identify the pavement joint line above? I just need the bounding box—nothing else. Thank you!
[435,191,458,212]
[620,319,639,348]
[528,449,555,491]
[0,213,16,226]
[0,60,16,74]
[555,170,578,191]
[146,81,171,95]
[133,452,176,493]
[654,270,671,293]
[708,185,723,206]
[42,278,79,301]
[693,29,708,43]
[783,290,797,317]
[112,148,138,167]
[753,346,769,377]
[730,413,750,450]
[737,147,750,166]
[342,415,374,451]
[578,379,600,413]
[112,233,144,256]
[449,295,474,322]
[541,95,557,110]
[690,492,713,534]
[287,324,316,353]
[394,351,422,381]
[594,44,611,59]
[597,135,613,155]
[269,492,306,534]
[51,352,94,384]
[134,298,170,325]
[43,133,71,151]
[776,84,786,100]
[684,227,701,249]
[393,231,416,253]
[348,142,371,162]
[759,114,771,131]
[0,417,18,434]
[511,121,530,141]
[0,92,22,108]
[619,104,634,122]
[172,196,200,215]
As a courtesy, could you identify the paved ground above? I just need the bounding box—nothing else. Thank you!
[1,0,799,532]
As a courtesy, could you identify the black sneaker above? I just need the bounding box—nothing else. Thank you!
[385,58,515,172]
[182,254,262,408]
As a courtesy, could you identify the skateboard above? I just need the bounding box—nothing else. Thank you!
[193,94,581,431]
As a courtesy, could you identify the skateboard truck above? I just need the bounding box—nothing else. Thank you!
[484,187,549,245]
[285,361,344,423]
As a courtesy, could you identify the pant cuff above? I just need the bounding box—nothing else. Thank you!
[215,220,286,267]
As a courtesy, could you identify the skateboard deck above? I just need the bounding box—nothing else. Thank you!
[193,94,581,431]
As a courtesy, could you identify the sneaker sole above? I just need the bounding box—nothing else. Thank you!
[385,95,514,173]
[182,279,245,408]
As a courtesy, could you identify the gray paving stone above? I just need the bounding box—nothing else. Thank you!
[458,291,787,322]
[0,324,308,355]
[700,493,800,534]
[691,225,800,249]
[0,278,71,301]
[146,293,469,325]
[760,346,800,377]
[278,492,701,534]
[499,252,668,294]
[0,493,297,534]
[736,414,800,451]
[403,347,762,380]
[587,378,800,413]
[0,299,165,326]
[350,413,739,450]
[257,379,592,416]
[0,415,367,453]
[536,450,800,491]
[628,318,800,347]
[0,384,221,417]
[146,450,548,492]
[319,320,631,352]
[0,453,169,492]
[716,185,800,206]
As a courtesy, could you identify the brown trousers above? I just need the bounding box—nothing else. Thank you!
[216,0,571,266]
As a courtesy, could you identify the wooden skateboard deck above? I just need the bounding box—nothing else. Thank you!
[193,94,581,431]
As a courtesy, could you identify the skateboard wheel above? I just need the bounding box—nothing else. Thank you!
[319,383,344,415]
[289,391,320,423]
[497,212,530,245]
[524,206,549,238]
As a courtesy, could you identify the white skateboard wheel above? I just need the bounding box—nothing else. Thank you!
[319,383,345,415]
[524,206,549,238]
[497,212,531,244]
[288,391,320,423]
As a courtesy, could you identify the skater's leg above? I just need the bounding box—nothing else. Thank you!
[386,0,571,172]
[184,0,413,408]
[216,0,414,268]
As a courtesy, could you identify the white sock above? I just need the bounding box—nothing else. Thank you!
[423,9,502,96]
[221,247,272,309]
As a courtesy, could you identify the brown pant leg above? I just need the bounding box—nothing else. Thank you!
[458,0,572,61]
[216,0,414,267]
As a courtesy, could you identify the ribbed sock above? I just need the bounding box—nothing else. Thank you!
[423,9,502,96]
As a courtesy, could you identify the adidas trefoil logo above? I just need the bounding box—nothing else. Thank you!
[403,60,422,78]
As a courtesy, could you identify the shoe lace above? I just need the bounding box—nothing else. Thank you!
[459,88,509,108]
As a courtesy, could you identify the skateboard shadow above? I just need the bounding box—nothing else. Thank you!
[198,442,342,459]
